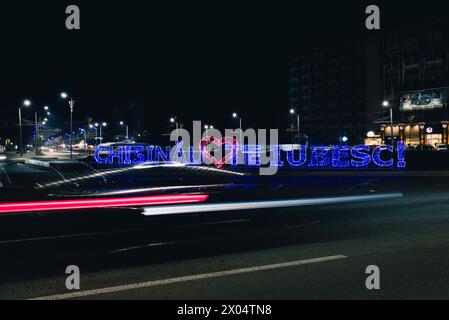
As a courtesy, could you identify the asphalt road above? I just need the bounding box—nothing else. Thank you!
[2,180,449,300]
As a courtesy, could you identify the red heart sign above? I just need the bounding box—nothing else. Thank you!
[200,136,239,169]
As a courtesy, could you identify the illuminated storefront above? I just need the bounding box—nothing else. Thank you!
[380,121,448,146]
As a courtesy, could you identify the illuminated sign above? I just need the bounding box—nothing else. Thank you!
[94,142,406,169]
[400,88,445,111]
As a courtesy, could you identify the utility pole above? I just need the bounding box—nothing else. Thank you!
[18,107,23,157]
[69,98,75,160]
[35,112,39,155]
[390,107,394,146]
[296,114,300,144]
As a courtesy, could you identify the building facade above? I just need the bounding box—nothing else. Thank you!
[288,36,382,145]
[381,18,449,146]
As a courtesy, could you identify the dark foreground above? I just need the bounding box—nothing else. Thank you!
[1,174,449,299]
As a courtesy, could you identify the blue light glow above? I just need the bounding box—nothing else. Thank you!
[332,146,351,168]
[351,145,372,167]
[94,143,406,170]
[308,147,332,167]
[372,145,394,167]
[286,146,307,167]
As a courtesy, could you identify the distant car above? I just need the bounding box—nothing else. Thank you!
[417,144,436,151]
[435,144,448,151]
[406,144,418,151]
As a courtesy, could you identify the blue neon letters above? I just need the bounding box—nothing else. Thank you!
[94,143,406,169]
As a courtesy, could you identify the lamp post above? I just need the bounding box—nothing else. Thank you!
[120,121,129,139]
[35,111,38,154]
[383,101,394,145]
[91,124,99,146]
[34,106,50,155]
[232,113,242,131]
[170,117,179,141]
[60,92,75,160]
[170,117,178,131]
[18,99,31,157]
[290,108,300,144]
[99,122,107,142]
[232,113,242,145]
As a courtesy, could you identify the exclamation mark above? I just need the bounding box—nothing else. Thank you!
[397,141,406,168]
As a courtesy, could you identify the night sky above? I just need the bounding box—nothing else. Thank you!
[0,1,446,141]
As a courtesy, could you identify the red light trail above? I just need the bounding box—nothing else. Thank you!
[0,194,209,215]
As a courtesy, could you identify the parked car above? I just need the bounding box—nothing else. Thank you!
[435,144,448,151]
[405,144,418,151]
[417,144,436,151]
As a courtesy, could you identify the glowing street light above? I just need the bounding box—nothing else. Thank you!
[60,92,75,159]
[18,99,32,157]
[382,100,394,145]
[170,117,179,132]
[232,112,242,129]
[232,112,243,145]
[120,121,129,139]
[289,108,300,144]
[97,122,107,142]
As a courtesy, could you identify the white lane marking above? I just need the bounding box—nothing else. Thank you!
[142,193,404,216]
[30,255,347,300]
[110,242,176,253]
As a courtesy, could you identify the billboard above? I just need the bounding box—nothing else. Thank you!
[400,88,445,111]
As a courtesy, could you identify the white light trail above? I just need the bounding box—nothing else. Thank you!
[142,193,403,216]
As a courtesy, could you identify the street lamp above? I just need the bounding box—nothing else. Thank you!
[18,99,31,157]
[34,106,51,154]
[289,108,300,144]
[383,100,394,145]
[99,122,107,143]
[170,117,179,132]
[120,121,129,139]
[61,92,75,160]
[232,113,242,129]
[90,124,99,146]
[232,113,242,145]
